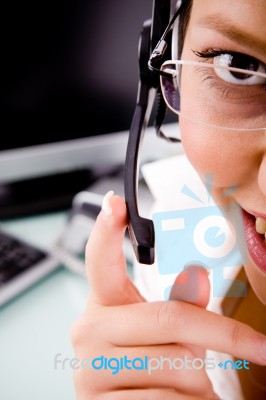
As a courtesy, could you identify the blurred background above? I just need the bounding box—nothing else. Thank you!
[1,0,164,219]
[0,1,179,399]
[2,0,153,147]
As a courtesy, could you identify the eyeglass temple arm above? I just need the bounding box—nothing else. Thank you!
[124,19,156,265]
[149,0,183,144]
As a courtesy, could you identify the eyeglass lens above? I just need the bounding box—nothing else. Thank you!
[160,61,266,132]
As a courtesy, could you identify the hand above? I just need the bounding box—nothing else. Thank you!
[70,194,266,399]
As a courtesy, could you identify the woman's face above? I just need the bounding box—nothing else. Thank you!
[179,0,266,303]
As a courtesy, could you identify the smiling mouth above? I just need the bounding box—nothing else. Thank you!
[241,208,266,273]
[255,217,266,241]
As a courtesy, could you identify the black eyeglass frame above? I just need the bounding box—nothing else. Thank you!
[148,2,185,79]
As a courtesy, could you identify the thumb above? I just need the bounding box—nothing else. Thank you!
[86,191,145,306]
[169,265,211,308]
[169,266,211,359]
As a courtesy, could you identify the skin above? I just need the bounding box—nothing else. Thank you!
[180,0,266,304]
[71,1,266,398]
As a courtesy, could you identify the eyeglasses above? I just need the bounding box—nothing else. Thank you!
[159,59,266,135]
[148,1,266,139]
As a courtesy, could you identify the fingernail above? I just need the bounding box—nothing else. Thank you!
[184,264,210,276]
[102,191,114,216]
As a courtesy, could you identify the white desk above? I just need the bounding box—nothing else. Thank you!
[0,212,89,400]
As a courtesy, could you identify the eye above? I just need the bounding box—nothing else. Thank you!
[213,53,266,85]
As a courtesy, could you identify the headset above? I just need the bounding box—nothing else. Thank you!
[124,0,188,265]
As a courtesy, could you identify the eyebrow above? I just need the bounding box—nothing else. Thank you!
[199,15,266,57]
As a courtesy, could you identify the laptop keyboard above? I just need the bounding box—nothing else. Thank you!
[0,231,47,284]
[0,230,60,307]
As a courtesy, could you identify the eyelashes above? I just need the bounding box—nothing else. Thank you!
[192,48,225,59]
[192,48,256,60]
[191,48,266,72]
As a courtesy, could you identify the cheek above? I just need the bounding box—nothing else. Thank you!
[180,119,246,188]
[244,259,266,306]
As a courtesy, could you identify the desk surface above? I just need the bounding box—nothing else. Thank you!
[0,212,89,400]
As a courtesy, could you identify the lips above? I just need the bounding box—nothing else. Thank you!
[241,208,266,273]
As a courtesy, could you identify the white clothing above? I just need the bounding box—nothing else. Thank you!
[133,152,245,400]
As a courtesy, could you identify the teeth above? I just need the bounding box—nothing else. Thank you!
[255,217,266,234]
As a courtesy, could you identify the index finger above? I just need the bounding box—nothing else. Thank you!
[85,191,144,305]
[100,300,266,366]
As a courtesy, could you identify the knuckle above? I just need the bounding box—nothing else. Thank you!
[163,343,183,362]
[155,301,184,331]
[230,323,242,347]
[70,315,87,348]
[70,313,97,349]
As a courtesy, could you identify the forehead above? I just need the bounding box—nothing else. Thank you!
[188,0,266,56]
[190,0,266,36]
